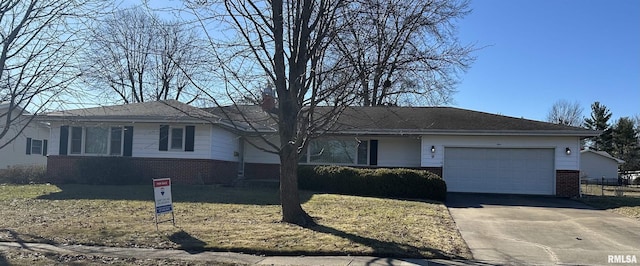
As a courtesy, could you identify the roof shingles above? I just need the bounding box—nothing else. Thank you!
[38,101,598,136]
[40,100,219,123]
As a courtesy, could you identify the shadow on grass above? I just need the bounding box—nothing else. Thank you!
[302,224,456,259]
[168,230,207,254]
[37,184,313,205]
[577,195,640,209]
[1,229,56,247]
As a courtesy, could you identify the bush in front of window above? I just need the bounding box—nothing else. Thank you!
[298,166,447,201]
[0,165,47,184]
[76,157,145,185]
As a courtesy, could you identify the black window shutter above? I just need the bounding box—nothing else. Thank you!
[185,126,195,152]
[59,126,69,155]
[159,125,169,151]
[123,126,134,156]
[369,140,378,166]
[43,139,48,156]
[26,138,32,155]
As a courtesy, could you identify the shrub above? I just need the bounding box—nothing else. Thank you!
[298,166,447,201]
[0,165,47,184]
[76,157,145,185]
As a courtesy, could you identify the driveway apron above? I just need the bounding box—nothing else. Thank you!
[447,193,640,265]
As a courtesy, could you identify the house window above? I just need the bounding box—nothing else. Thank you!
[171,128,184,150]
[31,139,43,155]
[26,138,47,156]
[110,127,122,155]
[357,140,368,165]
[300,138,373,165]
[159,125,194,152]
[85,127,109,154]
[70,127,83,154]
[68,126,124,156]
[308,139,357,164]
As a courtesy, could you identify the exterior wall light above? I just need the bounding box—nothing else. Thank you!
[565,147,571,155]
[431,145,436,153]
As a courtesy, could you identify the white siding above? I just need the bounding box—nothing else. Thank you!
[376,137,421,167]
[49,122,215,160]
[243,136,280,164]
[242,136,421,167]
[210,126,240,162]
[580,152,620,180]
[49,122,61,156]
[421,135,581,170]
[132,123,211,159]
[0,117,49,169]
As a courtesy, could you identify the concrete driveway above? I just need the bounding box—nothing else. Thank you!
[447,193,640,265]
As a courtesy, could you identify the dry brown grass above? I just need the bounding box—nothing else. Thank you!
[579,184,640,220]
[0,184,470,259]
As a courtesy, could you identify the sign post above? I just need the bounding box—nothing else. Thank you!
[153,178,175,229]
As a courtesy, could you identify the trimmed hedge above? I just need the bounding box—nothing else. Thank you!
[298,166,447,201]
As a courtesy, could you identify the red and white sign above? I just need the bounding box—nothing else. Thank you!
[153,178,173,215]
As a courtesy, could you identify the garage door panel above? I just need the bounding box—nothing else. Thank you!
[444,148,555,195]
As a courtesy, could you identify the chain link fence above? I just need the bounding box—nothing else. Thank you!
[581,175,640,197]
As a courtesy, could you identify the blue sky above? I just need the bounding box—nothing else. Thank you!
[453,0,640,122]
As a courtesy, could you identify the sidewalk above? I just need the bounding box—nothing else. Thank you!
[0,241,481,266]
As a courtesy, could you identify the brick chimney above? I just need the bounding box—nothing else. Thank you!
[261,87,276,112]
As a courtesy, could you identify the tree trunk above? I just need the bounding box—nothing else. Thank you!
[279,142,314,226]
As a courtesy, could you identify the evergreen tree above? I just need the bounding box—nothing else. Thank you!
[584,102,613,153]
[612,117,639,171]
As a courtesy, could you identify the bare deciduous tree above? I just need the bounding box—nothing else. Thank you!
[82,7,206,104]
[546,99,583,127]
[186,0,354,225]
[183,0,473,225]
[1,0,102,149]
[333,0,474,106]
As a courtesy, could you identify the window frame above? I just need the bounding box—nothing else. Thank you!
[26,138,47,156]
[170,127,184,150]
[300,138,370,166]
[159,125,194,152]
[110,127,123,156]
[31,139,43,155]
[67,125,125,156]
[70,126,83,154]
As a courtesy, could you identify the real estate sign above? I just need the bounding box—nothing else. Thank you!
[153,178,173,215]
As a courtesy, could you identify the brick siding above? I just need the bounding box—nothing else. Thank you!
[556,170,580,197]
[47,156,238,185]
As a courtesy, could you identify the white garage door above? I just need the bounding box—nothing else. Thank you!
[444,148,555,195]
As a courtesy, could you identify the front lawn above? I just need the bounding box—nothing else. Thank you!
[579,185,640,220]
[0,184,470,259]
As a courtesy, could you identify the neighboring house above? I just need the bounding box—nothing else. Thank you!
[580,149,624,182]
[0,102,50,170]
[36,100,599,197]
